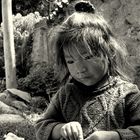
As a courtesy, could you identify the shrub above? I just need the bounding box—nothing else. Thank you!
[18,62,60,100]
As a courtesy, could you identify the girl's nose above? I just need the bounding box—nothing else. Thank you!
[77,68,87,75]
[75,61,87,74]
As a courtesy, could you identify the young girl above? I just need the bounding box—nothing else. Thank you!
[35,1,140,140]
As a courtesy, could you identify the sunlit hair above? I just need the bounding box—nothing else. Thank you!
[48,11,134,84]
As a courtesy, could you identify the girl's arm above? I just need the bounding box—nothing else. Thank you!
[51,123,65,140]
[35,85,84,140]
[85,130,120,140]
[35,88,66,140]
[116,91,140,140]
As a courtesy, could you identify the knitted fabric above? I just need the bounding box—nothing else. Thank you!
[35,76,140,140]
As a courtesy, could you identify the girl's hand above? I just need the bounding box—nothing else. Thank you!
[60,121,83,140]
[85,131,120,140]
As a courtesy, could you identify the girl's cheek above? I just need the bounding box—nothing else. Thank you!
[68,64,76,74]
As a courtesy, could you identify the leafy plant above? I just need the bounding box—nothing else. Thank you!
[18,62,60,100]
[0,12,45,78]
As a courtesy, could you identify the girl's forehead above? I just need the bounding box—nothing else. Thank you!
[63,43,90,58]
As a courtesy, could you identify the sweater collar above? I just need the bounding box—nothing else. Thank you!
[71,74,117,93]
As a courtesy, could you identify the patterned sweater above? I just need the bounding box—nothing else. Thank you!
[35,76,140,140]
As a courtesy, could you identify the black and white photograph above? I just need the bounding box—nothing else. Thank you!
[0,0,140,140]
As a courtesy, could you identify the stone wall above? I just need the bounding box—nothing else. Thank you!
[96,0,140,63]
[32,19,55,66]
[31,19,49,64]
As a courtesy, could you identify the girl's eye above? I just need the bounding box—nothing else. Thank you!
[84,55,93,60]
[67,60,74,64]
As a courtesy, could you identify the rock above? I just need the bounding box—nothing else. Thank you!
[0,101,22,115]
[0,92,7,101]
[0,114,36,140]
[0,93,30,113]
[6,88,31,103]
[11,100,29,111]
[4,132,24,140]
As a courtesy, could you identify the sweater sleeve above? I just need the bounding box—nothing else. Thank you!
[35,87,66,140]
[116,87,140,140]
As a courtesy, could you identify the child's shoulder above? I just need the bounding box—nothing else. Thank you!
[114,76,140,97]
[56,82,79,98]
[53,83,81,108]
[59,82,78,92]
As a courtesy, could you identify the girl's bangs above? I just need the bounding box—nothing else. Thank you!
[63,35,94,57]
[58,26,108,57]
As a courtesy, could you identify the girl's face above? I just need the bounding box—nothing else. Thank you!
[64,45,108,86]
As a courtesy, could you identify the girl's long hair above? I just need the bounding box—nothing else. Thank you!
[48,11,135,84]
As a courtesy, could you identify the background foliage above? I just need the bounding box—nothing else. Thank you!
[0,12,44,77]
[0,11,46,93]
[18,62,60,99]
[0,0,69,97]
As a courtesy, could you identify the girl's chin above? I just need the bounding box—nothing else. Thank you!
[82,82,96,86]
[78,79,97,86]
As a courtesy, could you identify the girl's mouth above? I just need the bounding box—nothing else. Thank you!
[78,76,91,80]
